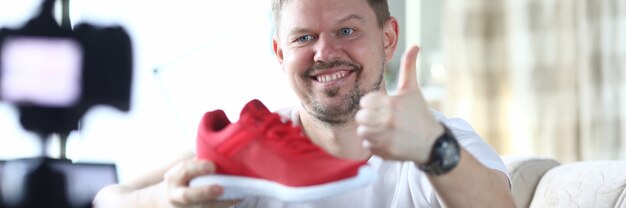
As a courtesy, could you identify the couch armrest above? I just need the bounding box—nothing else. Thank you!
[530,160,626,208]
[503,156,560,208]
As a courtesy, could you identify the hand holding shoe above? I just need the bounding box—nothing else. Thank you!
[163,160,240,208]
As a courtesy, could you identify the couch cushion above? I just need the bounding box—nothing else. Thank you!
[504,156,561,208]
[530,160,626,207]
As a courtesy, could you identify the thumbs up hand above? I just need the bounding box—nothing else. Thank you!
[356,46,444,164]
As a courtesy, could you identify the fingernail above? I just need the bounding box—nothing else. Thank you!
[362,140,371,148]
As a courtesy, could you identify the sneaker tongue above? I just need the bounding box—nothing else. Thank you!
[240,99,271,119]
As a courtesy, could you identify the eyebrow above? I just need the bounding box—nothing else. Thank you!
[287,14,366,36]
[337,14,366,25]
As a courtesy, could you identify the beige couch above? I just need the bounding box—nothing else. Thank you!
[504,156,626,208]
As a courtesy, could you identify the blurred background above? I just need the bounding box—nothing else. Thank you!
[0,0,624,185]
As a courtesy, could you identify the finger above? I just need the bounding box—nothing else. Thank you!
[355,108,391,127]
[396,45,420,92]
[370,149,392,160]
[169,185,225,205]
[365,143,392,160]
[357,125,390,146]
[358,125,393,160]
[362,140,371,149]
[360,91,390,109]
[165,160,216,187]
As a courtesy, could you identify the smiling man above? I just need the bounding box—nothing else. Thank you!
[94,0,515,207]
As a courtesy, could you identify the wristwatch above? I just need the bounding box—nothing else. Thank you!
[418,123,461,176]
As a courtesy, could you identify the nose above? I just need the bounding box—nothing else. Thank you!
[313,35,342,63]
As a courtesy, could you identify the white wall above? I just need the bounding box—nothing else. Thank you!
[0,0,298,182]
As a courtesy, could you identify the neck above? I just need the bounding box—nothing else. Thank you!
[297,109,371,160]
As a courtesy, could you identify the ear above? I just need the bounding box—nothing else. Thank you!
[272,36,284,65]
[382,17,399,63]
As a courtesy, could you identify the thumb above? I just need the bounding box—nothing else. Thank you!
[396,46,420,92]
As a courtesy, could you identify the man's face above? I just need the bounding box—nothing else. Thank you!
[273,0,396,125]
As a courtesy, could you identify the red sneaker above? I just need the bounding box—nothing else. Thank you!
[190,99,375,202]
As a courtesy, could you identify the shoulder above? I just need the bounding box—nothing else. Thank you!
[430,110,474,135]
[430,109,488,145]
[275,106,299,123]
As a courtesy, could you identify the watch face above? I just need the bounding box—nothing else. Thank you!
[418,124,461,176]
[441,140,460,168]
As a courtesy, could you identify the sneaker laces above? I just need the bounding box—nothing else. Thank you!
[260,114,324,155]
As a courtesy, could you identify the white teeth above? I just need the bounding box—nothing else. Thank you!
[316,71,348,83]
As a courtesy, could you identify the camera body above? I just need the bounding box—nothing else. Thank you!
[0,18,133,136]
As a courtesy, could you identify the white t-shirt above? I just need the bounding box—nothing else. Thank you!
[232,108,510,208]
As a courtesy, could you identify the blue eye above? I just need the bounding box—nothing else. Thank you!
[298,35,314,43]
[340,28,354,36]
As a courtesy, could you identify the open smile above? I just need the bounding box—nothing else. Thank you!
[310,69,356,85]
[313,70,350,83]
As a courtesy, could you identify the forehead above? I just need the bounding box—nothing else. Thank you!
[279,0,376,33]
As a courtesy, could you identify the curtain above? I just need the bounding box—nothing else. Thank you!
[442,0,512,155]
[442,0,626,162]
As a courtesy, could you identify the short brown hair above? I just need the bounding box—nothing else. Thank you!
[272,0,390,36]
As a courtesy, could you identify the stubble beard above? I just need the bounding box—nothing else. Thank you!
[305,60,386,127]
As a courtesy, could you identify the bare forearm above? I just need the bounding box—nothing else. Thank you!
[93,150,240,208]
[93,151,188,208]
[93,182,166,208]
[424,148,514,208]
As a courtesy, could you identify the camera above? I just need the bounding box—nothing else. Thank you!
[0,0,133,207]
[0,3,133,134]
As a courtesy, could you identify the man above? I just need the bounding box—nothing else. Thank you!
[94,0,515,207]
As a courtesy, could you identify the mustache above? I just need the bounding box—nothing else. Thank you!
[306,60,362,76]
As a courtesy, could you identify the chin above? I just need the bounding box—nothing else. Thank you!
[310,97,359,121]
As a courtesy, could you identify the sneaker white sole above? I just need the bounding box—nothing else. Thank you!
[189,165,376,202]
